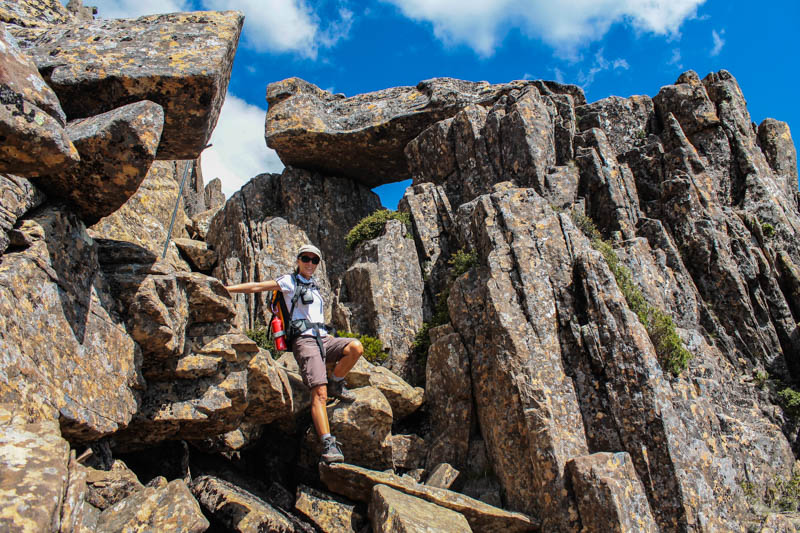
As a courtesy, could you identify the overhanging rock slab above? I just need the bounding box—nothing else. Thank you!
[265,76,583,187]
[11,10,243,160]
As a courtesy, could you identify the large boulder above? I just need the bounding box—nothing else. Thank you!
[0,26,78,177]
[96,479,209,533]
[567,452,658,533]
[334,219,424,381]
[345,357,424,421]
[11,11,243,160]
[295,484,367,533]
[320,463,538,533]
[191,475,311,533]
[32,100,164,224]
[369,484,472,533]
[304,386,393,470]
[0,206,140,439]
[266,77,583,187]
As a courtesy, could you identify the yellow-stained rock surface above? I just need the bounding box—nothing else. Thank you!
[0,0,73,27]
[369,484,472,533]
[0,412,71,533]
[295,484,367,533]
[0,206,140,439]
[11,11,243,159]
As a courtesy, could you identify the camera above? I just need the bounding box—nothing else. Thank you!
[300,287,314,304]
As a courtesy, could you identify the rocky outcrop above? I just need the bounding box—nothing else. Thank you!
[266,77,583,187]
[33,100,164,223]
[0,173,44,254]
[205,177,226,211]
[369,484,472,533]
[334,219,424,380]
[10,11,243,159]
[0,206,140,439]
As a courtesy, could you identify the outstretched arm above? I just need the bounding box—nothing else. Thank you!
[225,280,280,294]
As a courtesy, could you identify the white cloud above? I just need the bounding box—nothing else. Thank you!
[383,0,706,57]
[668,48,682,66]
[201,0,353,58]
[70,0,353,59]
[75,0,190,18]
[576,48,628,87]
[201,94,284,198]
[711,29,725,56]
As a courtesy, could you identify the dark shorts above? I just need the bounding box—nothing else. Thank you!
[292,335,353,388]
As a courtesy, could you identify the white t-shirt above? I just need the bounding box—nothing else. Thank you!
[276,273,327,336]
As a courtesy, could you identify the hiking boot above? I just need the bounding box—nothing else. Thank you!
[321,436,344,464]
[327,378,356,402]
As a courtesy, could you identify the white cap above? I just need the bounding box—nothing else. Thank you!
[297,244,322,259]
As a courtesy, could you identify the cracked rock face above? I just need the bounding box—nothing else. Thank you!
[11,10,243,160]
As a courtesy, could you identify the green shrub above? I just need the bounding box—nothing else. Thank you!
[345,209,412,250]
[571,210,693,376]
[762,222,776,238]
[246,322,281,360]
[766,472,800,512]
[337,331,387,364]
[754,370,769,388]
[778,387,800,419]
[449,248,477,279]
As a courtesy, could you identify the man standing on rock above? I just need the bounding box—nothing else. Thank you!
[224,244,364,464]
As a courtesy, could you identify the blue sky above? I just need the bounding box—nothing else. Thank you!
[67,1,799,209]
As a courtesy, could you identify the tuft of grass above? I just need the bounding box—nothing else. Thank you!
[762,222,776,238]
[572,211,693,376]
[336,331,387,364]
[345,209,412,250]
[754,370,769,388]
[246,322,281,360]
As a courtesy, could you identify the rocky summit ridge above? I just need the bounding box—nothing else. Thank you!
[2,1,800,532]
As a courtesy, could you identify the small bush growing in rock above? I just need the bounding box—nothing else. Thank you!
[571,211,693,376]
[762,222,776,238]
[337,331,387,364]
[412,289,450,371]
[246,322,280,360]
[345,209,412,250]
[778,387,800,419]
[449,248,477,278]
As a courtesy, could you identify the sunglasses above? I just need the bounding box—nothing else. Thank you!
[299,255,320,264]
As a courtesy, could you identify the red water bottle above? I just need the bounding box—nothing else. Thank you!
[271,315,287,351]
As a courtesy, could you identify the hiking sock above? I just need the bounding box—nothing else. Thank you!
[331,374,344,382]
[321,433,332,441]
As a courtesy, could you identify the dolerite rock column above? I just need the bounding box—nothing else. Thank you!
[11,10,243,159]
[32,100,164,224]
[0,25,78,176]
[334,219,424,381]
[448,186,588,529]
